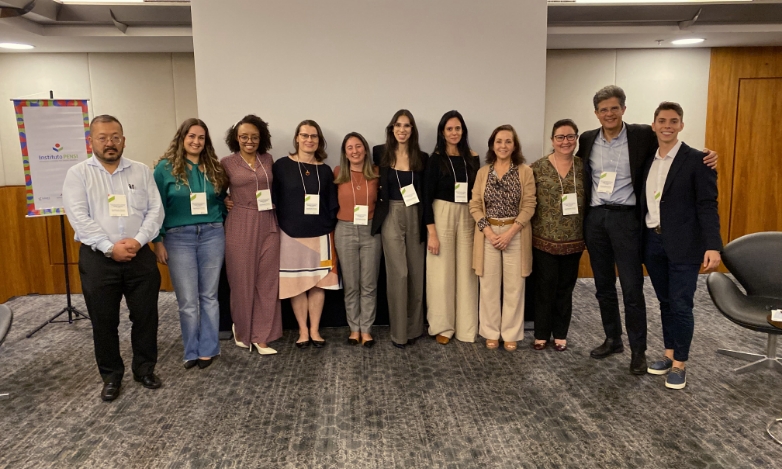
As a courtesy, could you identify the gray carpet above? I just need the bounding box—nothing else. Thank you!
[1,276,781,468]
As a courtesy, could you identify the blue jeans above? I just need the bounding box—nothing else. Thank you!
[644,229,701,362]
[164,223,225,361]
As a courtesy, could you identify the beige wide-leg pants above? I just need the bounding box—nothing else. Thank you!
[427,200,478,342]
[479,222,525,342]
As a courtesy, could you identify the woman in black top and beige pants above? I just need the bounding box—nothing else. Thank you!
[372,110,429,349]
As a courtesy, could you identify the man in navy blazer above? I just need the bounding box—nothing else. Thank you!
[641,102,722,390]
[577,85,717,375]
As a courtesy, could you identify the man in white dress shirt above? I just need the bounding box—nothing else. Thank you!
[63,115,164,402]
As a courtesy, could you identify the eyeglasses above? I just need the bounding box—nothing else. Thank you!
[94,136,123,145]
[597,106,623,116]
[238,135,260,143]
[299,133,319,141]
[553,134,578,142]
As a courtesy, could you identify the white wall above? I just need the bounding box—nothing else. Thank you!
[191,0,549,163]
[0,52,198,187]
[543,48,711,160]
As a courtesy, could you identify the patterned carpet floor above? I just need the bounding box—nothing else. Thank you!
[1,276,781,468]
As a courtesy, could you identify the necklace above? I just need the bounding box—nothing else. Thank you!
[297,154,315,175]
[352,170,362,190]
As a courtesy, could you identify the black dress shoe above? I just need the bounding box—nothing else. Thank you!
[362,339,375,348]
[630,349,648,375]
[590,338,624,359]
[100,381,121,402]
[296,340,311,348]
[197,358,213,369]
[133,373,162,389]
[347,337,360,345]
[311,339,326,348]
[392,341,406,349]
[184,360,198,369]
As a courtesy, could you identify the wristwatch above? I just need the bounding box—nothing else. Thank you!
[105,244,114,258]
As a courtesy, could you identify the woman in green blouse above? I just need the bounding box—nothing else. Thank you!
[153,118,228,369]
[530,119,586,352]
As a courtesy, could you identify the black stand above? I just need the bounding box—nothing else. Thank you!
[26,215,89,338]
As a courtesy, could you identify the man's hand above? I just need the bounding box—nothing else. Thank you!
[702,148,718,170]
[703,250,721,272]
[111,241,136,262]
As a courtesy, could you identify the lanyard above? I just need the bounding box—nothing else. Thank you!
[394,169,413,190]
[243,154,270,192]
[551,156,577,196]
[447,155,468,183]
[187,161,208,194]
[350,170,369,207]
[296,155,320,198]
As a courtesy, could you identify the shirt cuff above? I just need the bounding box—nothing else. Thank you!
[477,217,488,231]
[96,240,114,255]
[134,235,149,248]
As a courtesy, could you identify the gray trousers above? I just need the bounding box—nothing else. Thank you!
[382,201,425,344]
[335,220,382,333]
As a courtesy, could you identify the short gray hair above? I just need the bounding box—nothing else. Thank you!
[593,85,626,110]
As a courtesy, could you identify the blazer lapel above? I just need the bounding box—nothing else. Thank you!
[662,142,689,195]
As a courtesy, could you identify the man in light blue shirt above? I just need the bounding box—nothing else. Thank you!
[63,115,164,402]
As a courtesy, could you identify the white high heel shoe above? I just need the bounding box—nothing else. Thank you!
[232,324,249,349]
[254,343,277,355]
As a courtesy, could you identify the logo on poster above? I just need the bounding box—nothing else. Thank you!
[39,143,79,161]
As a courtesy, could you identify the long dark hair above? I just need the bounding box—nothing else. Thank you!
[433,110,479,173]
[381,109,424,172]
[156,118,228,192]
[225,114,272,154]
[486,124,525,165]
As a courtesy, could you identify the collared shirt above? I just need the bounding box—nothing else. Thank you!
[589,122,635,207]
[62,156,163,254]
[645,140,682,229]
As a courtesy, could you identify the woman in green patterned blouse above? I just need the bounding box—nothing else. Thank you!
[529,119,586,352]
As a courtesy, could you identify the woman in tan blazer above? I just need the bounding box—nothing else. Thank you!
[469,125,536,351]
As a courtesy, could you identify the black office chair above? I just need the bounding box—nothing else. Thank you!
[0,303,13,399]
[707,231,782,374]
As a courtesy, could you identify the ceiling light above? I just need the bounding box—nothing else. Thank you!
[671,38,706,45]
[0,43,35,50]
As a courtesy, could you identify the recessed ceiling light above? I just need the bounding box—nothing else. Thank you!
[0,43,35,50]
[671,38,706,45]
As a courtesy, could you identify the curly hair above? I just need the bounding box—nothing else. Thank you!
[225,114,272,154]
[485,124,525,165]
[155,118,228,192]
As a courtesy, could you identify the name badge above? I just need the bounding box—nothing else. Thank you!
[108,194,128,217]
[190,192,207,215]
[256,190,273,211]
[561,192,578,216]
[597,171,617,194]
[454,183,468,203]
[401,184,420,206]
[353,205,369,225]
[304,194,320,215]
[654,190,662,201]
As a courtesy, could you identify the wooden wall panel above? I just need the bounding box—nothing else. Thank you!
[706,47,782,245]
[0,186,173,303]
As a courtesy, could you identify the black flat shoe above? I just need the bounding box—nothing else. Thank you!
[133,373,162,389]
[197,358,213,369]
[184,360,198,369]
[347,337,360,345]
[392,341,406,349]
[311,339,326,348]
[296,340,311,348]
[100,381,121,402]
[362,339,375,348]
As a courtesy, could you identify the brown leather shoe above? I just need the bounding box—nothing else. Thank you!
[435,334,450,345]
[532,341,548,350]
[485,339,499,349]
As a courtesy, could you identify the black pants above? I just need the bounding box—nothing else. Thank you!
[79,244,160,383]
[532,248,583,341]
[584,207,647,351]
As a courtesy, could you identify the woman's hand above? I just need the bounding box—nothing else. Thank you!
[493,226,519,251]
[154,242,168,265]
[427,231,440,256]
[224,196,234,212]
[703,250,721,271]
[483,227,500,250]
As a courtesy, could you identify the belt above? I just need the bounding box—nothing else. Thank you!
[595,204,635,212]
[488,218,516,227]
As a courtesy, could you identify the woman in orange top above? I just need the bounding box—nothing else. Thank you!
[333,132,381,347]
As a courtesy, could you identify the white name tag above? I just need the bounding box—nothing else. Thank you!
[454,183,468,203]
[561,192,578,216]
[256,190,272,211]
[772,309,782,322]
[190,192,207,215]
[353,205,369,225]
[304,194,320,215]
[597,171,617,194]
[108,194,128,217]
[401,184,419,206]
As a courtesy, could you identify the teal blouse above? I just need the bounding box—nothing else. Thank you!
[153,159,226,242]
